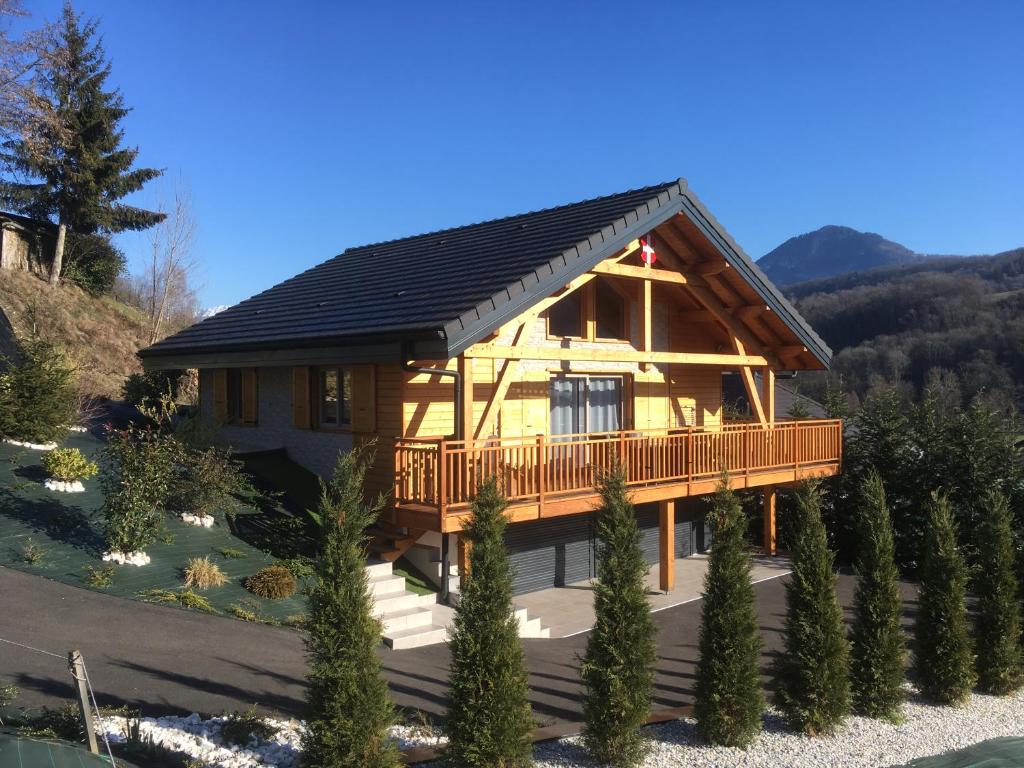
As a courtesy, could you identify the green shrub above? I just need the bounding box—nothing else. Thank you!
[849,471,906,720]
[581,466,657,767]
[121,370,182,408]
[219,706,275,746]
[217,547,247,559]
[772,481,850,735]
[20,538,47,564]
[694,478,764,746]
[100,424,176,553]
[0,334,76,444]
[302,443,400,768]
[973,491,1022,695]
[245,565,296,599]
[444,476,533,768]
[83,564,115,588]
[172,445,256,522]
[913,492,974,704]
[138,588,217,613]
[42,447,98,481]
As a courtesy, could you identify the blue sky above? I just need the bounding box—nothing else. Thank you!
[15,0,1024,308]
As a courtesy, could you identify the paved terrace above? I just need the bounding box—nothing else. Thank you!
[1,565,919,726]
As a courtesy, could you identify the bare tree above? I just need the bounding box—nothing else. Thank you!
[146,188,198,343]
[0,1,51,141]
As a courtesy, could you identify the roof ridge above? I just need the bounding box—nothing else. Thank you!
[342,179,683,254]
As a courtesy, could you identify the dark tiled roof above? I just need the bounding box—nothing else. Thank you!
[140,179,831,366]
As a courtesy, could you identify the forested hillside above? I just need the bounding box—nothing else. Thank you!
[788,247,1024,410]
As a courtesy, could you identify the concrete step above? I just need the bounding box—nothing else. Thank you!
[384,624,449,650]
[372,590,426,615]
[380,606,434,634]
[368,574,407,598]
[513,606,549,639]
[365,560,393,580]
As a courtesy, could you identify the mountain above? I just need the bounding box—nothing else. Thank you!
[758,225,928,285]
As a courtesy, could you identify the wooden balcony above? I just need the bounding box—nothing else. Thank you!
[392,419,843,532]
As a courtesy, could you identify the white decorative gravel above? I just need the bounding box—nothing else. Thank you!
[181,512,216,527]
[3,438,57,450]
[44,478,85,493]
[102,550,151,566]
[97,713,446,768]
[533,687,1024,768]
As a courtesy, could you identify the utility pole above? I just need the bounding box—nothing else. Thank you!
[68,650,99,754]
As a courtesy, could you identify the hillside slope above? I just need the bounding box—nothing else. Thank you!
[0,269,148,399]
[788,246,1024,409]
[759,225,931,285]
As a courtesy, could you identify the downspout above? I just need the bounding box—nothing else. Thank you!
[401,344,463,604]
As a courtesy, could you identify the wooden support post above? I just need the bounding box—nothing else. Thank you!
[457,354,473,441]
[763,486,777,556]
[458,534,471,580]
[68,650,99,754]
[641,271,652,372]
[659,499,676,592]
[762,367,775,423]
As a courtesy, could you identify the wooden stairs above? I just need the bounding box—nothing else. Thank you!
[366,522,423,563]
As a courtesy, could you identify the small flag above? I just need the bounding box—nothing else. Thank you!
[640,236,657,265]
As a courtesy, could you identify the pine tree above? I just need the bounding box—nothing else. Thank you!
[973,490,1023,695]
[444,475,533,768]
[301,443,400,768]
[913,492,974,705]
[0,332,75,443]
[0,2,163,290]
[694,478,764,747]
[849,471,906,720]
[771,481,850,735]
[580,466,657,767]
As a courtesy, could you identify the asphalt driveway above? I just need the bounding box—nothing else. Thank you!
[0,565,917,725]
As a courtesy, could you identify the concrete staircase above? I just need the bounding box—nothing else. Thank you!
[368,560,549,649]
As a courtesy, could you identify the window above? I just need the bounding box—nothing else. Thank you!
[318,366,352,427]
[548,290,583,338]
[226,369,243,423]
[594,278,626,340]
[223,367,257,425]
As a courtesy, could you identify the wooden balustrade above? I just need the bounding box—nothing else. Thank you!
[393,419,843,523]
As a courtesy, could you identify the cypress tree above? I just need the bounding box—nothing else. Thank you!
[771,481,850,735]
[973,490,1022,695]
[444,475,533,768]
[580,466,657,767]
[913,492,974,705]
[694,478,764,747]
[301,444,400,768]
[0,2,163,291]
[849,471,906,720]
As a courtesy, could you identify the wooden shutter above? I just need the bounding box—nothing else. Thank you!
[241,367,258,425]
[350,364,376,433]
[212,368,227,423]
[292,366,311,428]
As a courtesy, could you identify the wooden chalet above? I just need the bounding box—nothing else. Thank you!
[140,179,841,600]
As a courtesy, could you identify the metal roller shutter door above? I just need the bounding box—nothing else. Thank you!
[506,515,596,595]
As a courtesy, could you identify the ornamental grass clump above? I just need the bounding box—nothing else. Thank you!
[183,556,229,590]
[444,476,533,768]
[972,490,1022,696]
[913,492,975,705]
[42,447,98,481]
[849,471,906,721]
[581,465,657,767]
[694,478,764,747]
[771,481,850,736]
[245,565,297,599]
[301,442,400,768]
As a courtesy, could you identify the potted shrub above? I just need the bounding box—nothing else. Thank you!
[41,447,98,493]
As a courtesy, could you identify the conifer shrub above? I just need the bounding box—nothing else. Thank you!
[581,465,657,767]
[694,478,764,747]
[849,471,906,720]
[973,490,1022,695]
[771,481,850,735]
[913,492,975,705]
[444,476,533,768]
[244,565,296,599]
[301,443,400,768]
[0,335,76,444]
[173,444,255,522]
[42,447,98,481]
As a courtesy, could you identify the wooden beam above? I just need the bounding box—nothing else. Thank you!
[610,238,641,264]
[694,261,730,277]
[474,324,526,440]
[464,345,768,366]
[592,261,692,286]
[676,309,714,323]
[641,273,652,372]
[733,305,769,321]
[458,353,473,440]
[762,367,776,422]
[740,365,767,425]
[774,345,807,359]
[659,499,675,592]
[763,486,777,556]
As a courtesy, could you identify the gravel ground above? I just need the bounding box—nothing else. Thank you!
[532,687,1024,768]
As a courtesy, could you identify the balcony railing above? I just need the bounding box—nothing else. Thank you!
[393,419,843,521]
